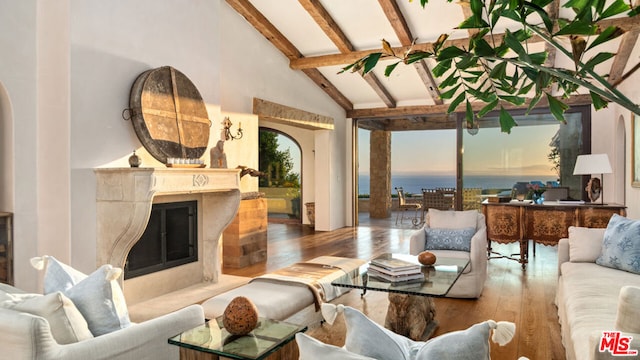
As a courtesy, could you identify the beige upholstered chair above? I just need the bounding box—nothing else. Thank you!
[409,209,487,298]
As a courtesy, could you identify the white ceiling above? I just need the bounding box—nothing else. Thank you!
[229,0,639,119]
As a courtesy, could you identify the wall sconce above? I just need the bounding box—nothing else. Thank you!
[222,117,243,141]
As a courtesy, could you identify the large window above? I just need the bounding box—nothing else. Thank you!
[462,108,589,201]
[358,128,457,197]
[356,105,591,216]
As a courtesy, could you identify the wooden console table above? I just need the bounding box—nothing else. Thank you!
[0,212,13,285]
[481,201,626,269]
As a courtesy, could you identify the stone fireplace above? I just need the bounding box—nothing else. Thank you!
[95,168,241,304]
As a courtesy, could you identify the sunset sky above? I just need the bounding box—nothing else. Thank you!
[358,124,559,177]
[276,122,560,179]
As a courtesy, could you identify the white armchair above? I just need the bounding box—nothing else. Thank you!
[409,209,488,298]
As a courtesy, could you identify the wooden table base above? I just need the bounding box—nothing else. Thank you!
[179,339,299,360]
[385,293,437,341]
[488,238,529,269]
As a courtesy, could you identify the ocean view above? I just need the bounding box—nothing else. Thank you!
[358,174,558,195]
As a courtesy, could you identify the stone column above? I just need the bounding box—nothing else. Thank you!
[369,130,391,218]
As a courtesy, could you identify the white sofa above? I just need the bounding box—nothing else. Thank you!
[409,209,487,298]
[0,283,205,360]
[556,226,640,360]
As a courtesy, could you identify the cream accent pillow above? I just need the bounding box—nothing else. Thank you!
[568,226,606,262]
[0,291,93,344]
[615,286,640,333]
[320,304,516,360]
[427,209,477,230]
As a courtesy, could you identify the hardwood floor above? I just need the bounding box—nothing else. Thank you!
[222,213,566,360]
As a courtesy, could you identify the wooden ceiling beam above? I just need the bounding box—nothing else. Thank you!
[299,0,396,108]
[298,0,352,54]
[225,0,353,110]
[348,94,593,120]
[361,72,396,108]
[290,16,640,70]
[377,0,413,45]
[544,0,560,67]
[300,68,353,110]
[359,115,456,131]
[378,0,443,105]
[225,0,300,60]
[609,0,640,86]
[291,34,539,69]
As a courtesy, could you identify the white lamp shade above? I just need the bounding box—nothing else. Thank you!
[573,154,612,175]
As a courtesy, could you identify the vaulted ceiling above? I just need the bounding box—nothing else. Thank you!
[226,0,640,130]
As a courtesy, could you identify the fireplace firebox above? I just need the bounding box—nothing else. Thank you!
[125,201,198,279]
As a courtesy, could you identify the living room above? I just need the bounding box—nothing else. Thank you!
[1,1,639,359]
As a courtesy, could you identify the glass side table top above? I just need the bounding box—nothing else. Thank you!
[169,317,306,360]
[331,253,469,297]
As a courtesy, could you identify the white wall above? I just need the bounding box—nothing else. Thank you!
[37,0,72,285]
[68,0,223,279]
[219,3,349,231]
[1,0,352,290]
[590,39,640,218]
[614,45,640,219]
[0,0,42,291]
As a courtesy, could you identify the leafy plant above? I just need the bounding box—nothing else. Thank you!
[341,0,640,133]
[548,145,561,178]
[258,131,299,188]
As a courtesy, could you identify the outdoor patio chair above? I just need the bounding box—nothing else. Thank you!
[395,187,422,226]
[422,188,454,211]
[462,188,482,210]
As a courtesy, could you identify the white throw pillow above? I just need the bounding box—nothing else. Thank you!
[321,304,516,360]
[428,209,477,230]
[0,291,93,344]
[31,255,88,294]
[415,320,512,360]
[615,286,640,334]
[31,255,131,336]
[296,333,377,360]
[568,226,606,263]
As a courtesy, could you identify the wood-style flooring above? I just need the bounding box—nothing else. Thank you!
[222,213,566,360]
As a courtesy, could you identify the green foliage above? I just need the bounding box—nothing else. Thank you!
[258,131,299,188]
[339,0,640,134]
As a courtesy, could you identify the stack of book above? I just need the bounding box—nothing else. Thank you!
[367,257,424,283]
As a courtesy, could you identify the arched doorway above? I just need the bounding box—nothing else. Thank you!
[258,128,303,223]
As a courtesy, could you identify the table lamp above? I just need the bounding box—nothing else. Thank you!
[573,154,612,204]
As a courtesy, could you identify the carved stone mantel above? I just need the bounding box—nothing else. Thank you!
[95,168,241,287]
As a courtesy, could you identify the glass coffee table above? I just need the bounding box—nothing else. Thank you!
[331,253,469,340]
[169,317,306,360]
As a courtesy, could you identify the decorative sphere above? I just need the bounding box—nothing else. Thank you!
[418,251,437,266]
[223,296,259,336]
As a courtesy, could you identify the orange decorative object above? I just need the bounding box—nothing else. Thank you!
[418,251,437,266]
[223,296,259,336]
